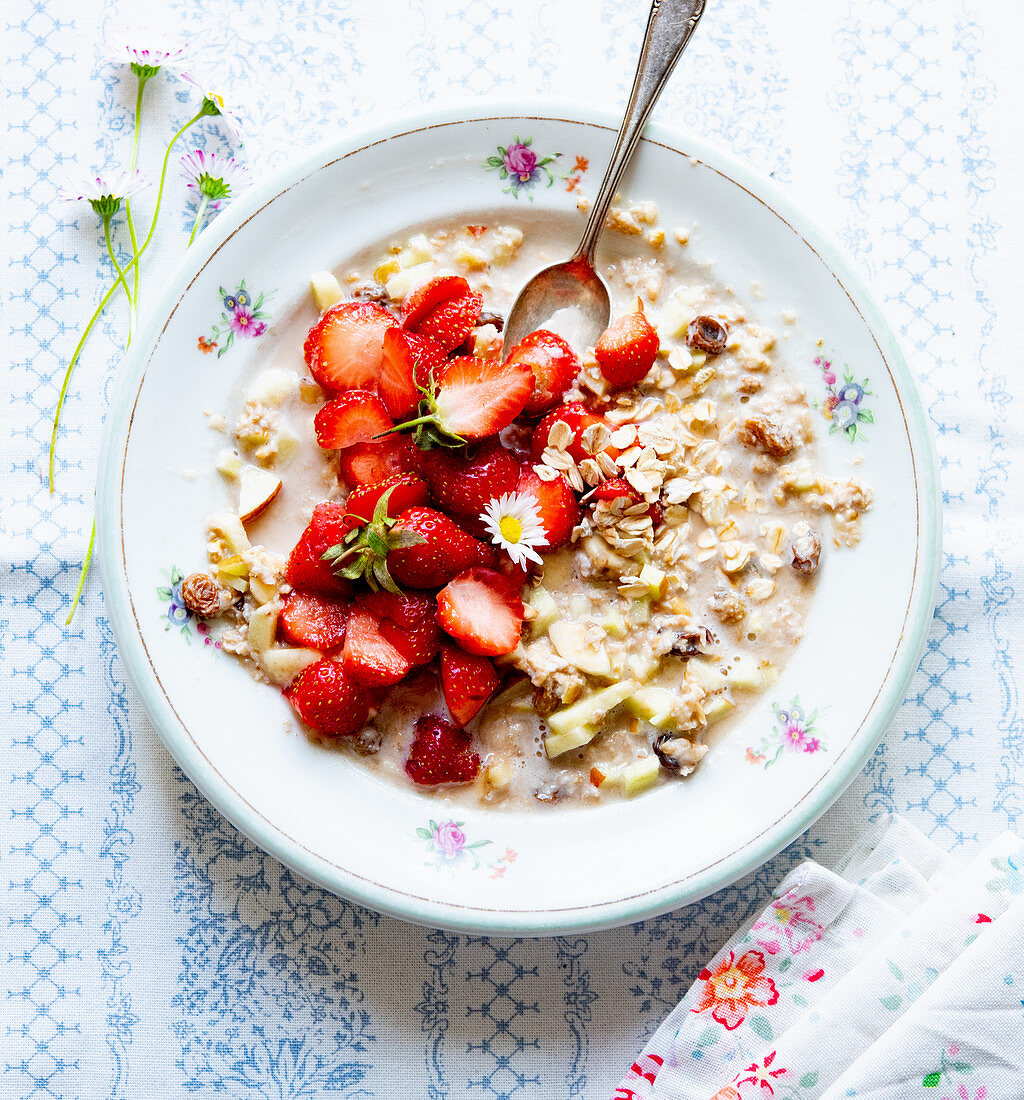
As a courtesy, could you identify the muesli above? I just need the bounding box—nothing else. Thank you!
[185,207,871,806]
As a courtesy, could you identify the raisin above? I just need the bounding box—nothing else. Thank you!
[477,309,504,332]
[738,414,795,458]
[791,522,822,576]
[686,315,729,354]
[670,625,717,659]
[180,572,227,618]
[531,685,561,718]
[708,588,746,624]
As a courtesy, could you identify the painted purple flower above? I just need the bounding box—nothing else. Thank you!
[432,821,467,860]
[503,142,537,182]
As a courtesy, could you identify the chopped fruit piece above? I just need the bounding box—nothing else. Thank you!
[340,472,429,533]
[379,328,447,419]
[546,680,639,738]
[237,466,282,523]
[390,355,533,449]
[401,275,471,330]
[416,292,483,351]
[436,566,525,656]
[262,646,321,686]
[279,592,349,651]
[309,270,344,312]
[440,645,500,726]
[505,329,580,415]
[515,467,579,549]
[594,303,660,388]
[593,477,641,505]
[285,502,355,596]
[387,507,496,589]
[303,300,395,393]
[284,658,371,737]
[342,607,412,686]
[337,434,421,488]
[404,714,481,786]
[530,401,632,464]
[419,438,519,519]
[313,390,393,450]
[357,590,439,667]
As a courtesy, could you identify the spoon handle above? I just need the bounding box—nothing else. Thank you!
[574,0,706,264]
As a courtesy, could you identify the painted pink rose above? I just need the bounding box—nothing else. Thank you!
[230,307,257,336]
[503,142,537,181]
[433,821,467,859]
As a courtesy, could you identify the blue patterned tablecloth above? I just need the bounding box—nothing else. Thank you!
[4,1,1023,1096]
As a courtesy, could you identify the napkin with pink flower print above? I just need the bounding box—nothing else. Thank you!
[611,816,1024,1100]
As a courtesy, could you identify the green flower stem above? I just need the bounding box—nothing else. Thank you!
[124,73,150,341]
[103,212,135,333]
[138,108,206,263]
[188,195,210,247]
[65,516,95,625]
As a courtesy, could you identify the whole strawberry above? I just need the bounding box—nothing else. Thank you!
[284,658,372,737]
[404,714,481,785]
[387,507,496,589]
[594,300,659,389]
[419,438,519,520]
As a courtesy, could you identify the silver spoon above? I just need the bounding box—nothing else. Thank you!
[502,0,707,356]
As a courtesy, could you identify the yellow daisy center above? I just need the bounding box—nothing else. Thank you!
[499,515,524,543]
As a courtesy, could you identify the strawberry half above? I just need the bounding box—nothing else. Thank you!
[285,502,355,596]
[379,328,447,419]
[314,390,393,450]
[341,472,429,533]
[419,438,519,520]
[357,590,439,667]
[436,566,525,657]
[505,329,580,415]
[387,506,496,589]
[594,302,660,389]
[284,658,371,737]
[279,592,349,651]
[404,714,481,785]
[303,300,395,394]
[440,644,500,727]
[516,466,579,550]
[401,275,482,352]
[337,434,421,488]
[401,275,471,330]
[342,607,412,686]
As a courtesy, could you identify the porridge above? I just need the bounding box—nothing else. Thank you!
[185,205,871,806]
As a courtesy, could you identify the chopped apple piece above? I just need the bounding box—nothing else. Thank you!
[727,655,778,692]
[248,575,278,606]
[247,603,279,656]
[209,511,250,553]
[385,261,438,301]
[248,367,297,407]
[704,694,735,724]
[238,466,282,524]
[548,621,612,678]
[685,658,728,694]
[525,586,559,634]
[622,756,660,798]
[544,724,599,759]
[639,563,667,599]
[262,646,321,686]
[546,680,639,739]
[626,686,677,729]
[216,449,242,479]
[310,270,344,312]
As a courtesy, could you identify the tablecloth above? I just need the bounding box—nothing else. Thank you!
[4,1,1024,1096]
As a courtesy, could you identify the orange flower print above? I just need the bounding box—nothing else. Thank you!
[690,949,779,1030]
[197,335,218,354]
[573,155,589,172]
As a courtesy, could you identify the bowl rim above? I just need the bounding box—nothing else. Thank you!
[96,98,942,936]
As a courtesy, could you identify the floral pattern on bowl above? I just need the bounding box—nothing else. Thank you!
[483,136,563,198]
[815,354,874,443]
[746,698,825,768]
[156,566,220,647]
[198,278,273,357]
[416,819,517,878]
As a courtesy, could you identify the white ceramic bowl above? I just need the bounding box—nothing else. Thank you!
[97,103,940,935]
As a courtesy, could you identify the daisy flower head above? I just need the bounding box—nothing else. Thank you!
[59,168,149,218]
[183,74,246,147]
[100,34,195,81]
[180,150,250,210]
[482,491,548,568]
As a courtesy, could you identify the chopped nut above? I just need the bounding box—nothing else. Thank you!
[791,521,822,576]
[180,572,230,618]
[738,414,795,458]
[737,376,763,395]
[708,588,747,624]
[686,315,729,354]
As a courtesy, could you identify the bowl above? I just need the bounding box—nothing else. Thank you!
[97,103,940,935]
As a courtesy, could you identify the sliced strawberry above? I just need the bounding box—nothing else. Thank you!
[416,292,482,352]
[279,592,349,651]
[419,438,519,520]
[284,658,371,737]
[341,473,429,532]
[505,329,580,415]
[593,477,641,505]
[440,645,500,727]
[530,401,628,464]
[387,507,496,589]
[358,590,439,667]
[436,566,524,657]
[303,300,395,394]
[401,275,471,330]
[516,466,580,550]
[405,714,481,785]
[342,607,412,686]
[337,434,421,488]
[594,303,660,389]
[285,502,355,596]
[379,328,447,419]
[314,390,393,450]
[433,355,533,440]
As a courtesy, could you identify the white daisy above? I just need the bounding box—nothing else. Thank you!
[481,491,548,568]
[100,36,196,80]
[183,75,246,146]
[180,149,250,210]
[59,168,150,217]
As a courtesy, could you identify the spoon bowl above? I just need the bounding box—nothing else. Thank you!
[502,256,610,352]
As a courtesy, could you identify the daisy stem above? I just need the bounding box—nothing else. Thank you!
[138,108,205,261]
[123,73,149,344]
[188,195,210,247]
[65,516,96,625]
[103,212,134,331]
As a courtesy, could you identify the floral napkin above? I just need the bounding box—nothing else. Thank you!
[612,817,1024,1100]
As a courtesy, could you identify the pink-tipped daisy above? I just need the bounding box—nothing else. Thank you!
[59,168,150,217]
[481,491,548,567]
[180,150,250,210]
[100,36,195,81]
[182,75,246,146]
